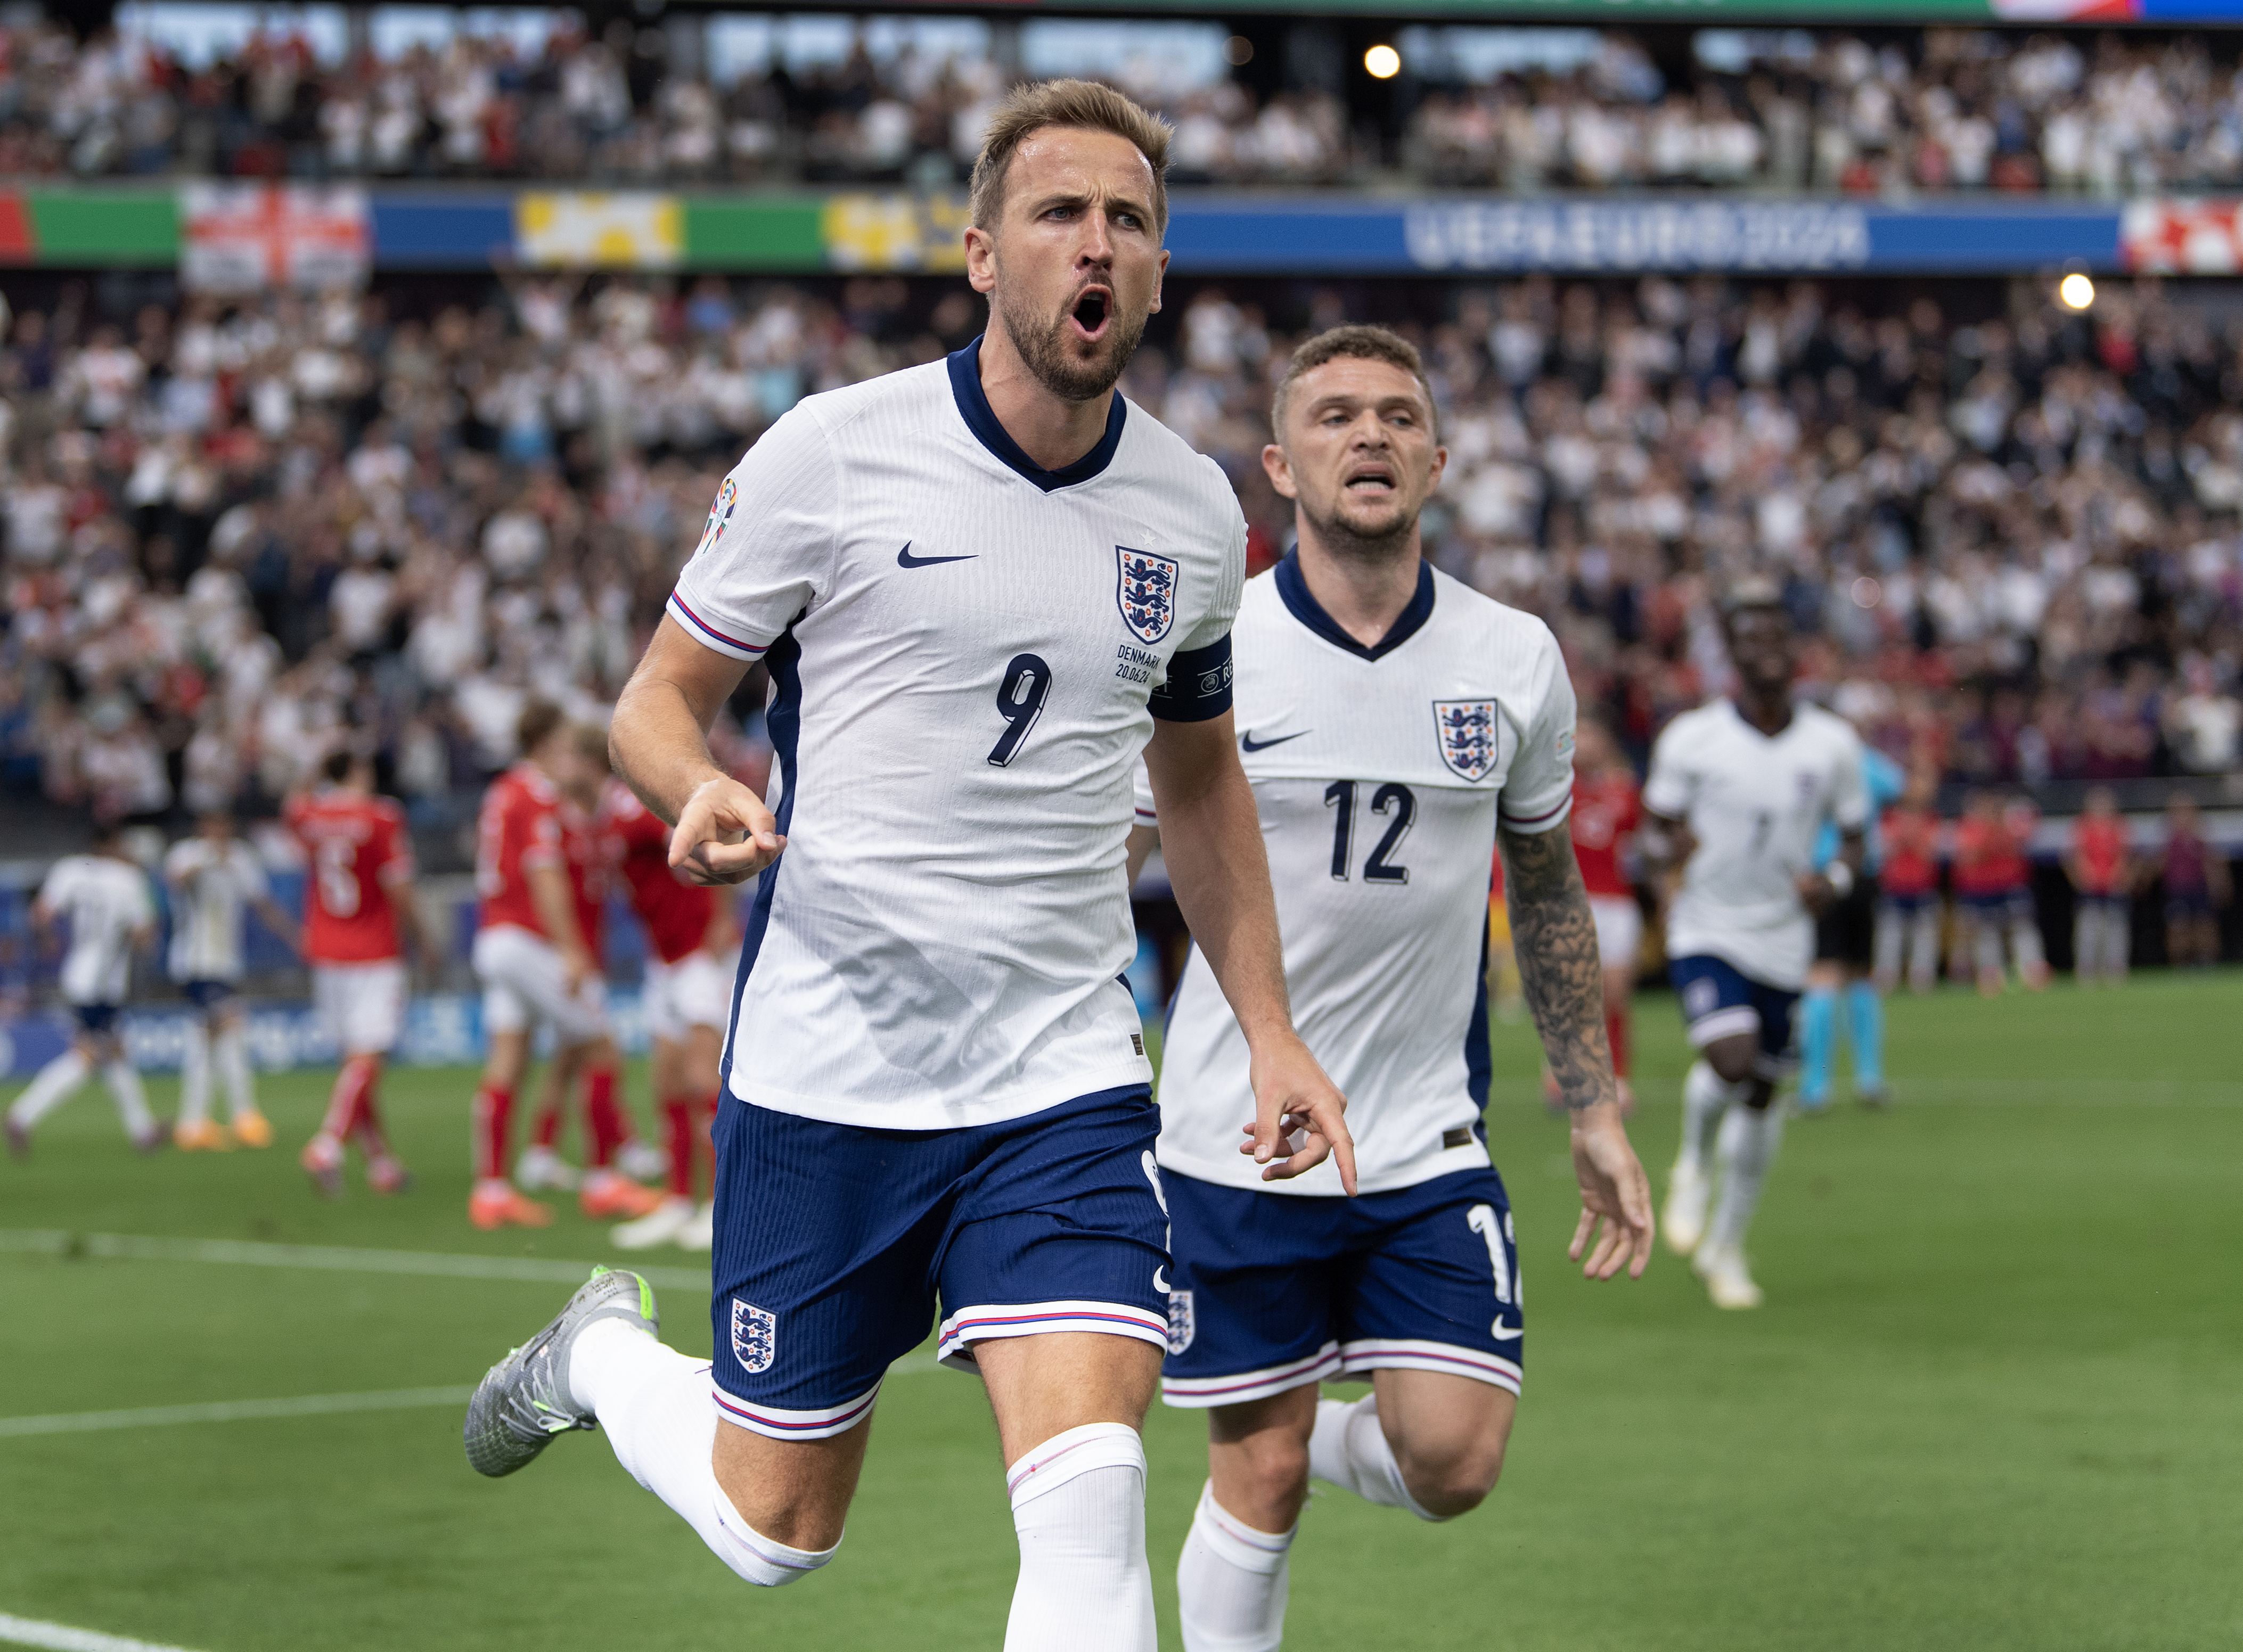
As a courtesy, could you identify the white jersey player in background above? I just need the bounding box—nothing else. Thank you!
[163,811,301,1151]
[463,82,1352,1652]
[6,821,162,1157]
[1126,326,1652,1652]
[1643,585,1867,1309]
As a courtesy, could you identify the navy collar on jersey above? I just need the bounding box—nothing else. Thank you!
[1274,550,1435,662]
[947,335,1127,494]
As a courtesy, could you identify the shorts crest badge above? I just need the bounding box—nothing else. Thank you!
[1117,547,1178,645]
[1433,698,1500,782]
[730,1297,777,1375]
[1166,1289,1196,1355]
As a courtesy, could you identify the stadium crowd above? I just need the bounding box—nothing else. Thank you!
[1,270,2240,831]
[6,17,2243,193]
[0,13,1348,186]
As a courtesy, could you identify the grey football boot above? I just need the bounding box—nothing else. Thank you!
[464,1266,658,1477]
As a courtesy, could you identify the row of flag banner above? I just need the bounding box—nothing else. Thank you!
[1,184,2239,285]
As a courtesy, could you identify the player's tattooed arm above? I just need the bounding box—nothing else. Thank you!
[1500,821,1655,1280]
[1497,821,1617,1114]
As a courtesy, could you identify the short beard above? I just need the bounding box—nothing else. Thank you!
[1302,494,1421,569]
[995,276,1147,405]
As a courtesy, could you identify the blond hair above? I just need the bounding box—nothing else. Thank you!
[1271,325,1437,440]
[969,79,1173,236]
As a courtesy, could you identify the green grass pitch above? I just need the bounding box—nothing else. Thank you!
[4,973,2240,1651]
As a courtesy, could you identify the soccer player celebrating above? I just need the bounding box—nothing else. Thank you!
[6,822,162,1157]
[286,751,438,1196]
[163,811,300,1151]
[1648,586,1868,1310]
[2066,786,2135,987]
[466,700,651,1230]
[599,761,736,1252]
[1127,326,1652,1652]
[463,82,1350,1651]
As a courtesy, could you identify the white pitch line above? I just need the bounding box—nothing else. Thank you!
[0,1231,711,1292]
[0,1386,473,1439]
[0,1611,205,1652]
[2,1365,948,1442]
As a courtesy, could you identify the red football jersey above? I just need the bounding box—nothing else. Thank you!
[562,796,608,953]
[2072,816,2129,895]
[598,778,715,965]
[1953,816,2029,896]
[286,789,412,964]
[1880,806,1940,898]
[476,764,568,937]
[1568,771,1641,898]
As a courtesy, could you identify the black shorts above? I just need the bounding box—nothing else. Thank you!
[1814,874,1880,968]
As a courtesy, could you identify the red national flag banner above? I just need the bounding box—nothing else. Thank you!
[0,191,35,263]
[181,184,369,292]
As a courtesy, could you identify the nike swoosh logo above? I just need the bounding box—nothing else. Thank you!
[1152,1267,1170,1295]
[897,541,975,569]
[1491,1322,1521,1340]
[1240,730,1311,753]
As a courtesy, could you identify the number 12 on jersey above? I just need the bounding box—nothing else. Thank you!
[1324,780,1416,884]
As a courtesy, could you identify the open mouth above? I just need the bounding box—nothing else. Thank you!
[1344,463,1397,496]
[1069,287,1112,341]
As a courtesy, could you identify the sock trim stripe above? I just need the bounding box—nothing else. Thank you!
[1200,1490,1294,1555]
[1159,1342,1342,1409]
[712,1503,837,1573]
[711,1380,880,1440]
[1337,1338,1521,1392]
[1684,1006,1761,1046]
[1004,1421,1145,1501]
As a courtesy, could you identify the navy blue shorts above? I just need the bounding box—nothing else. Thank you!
[181,979,236,1009]
[1669,954,1800,1077]
[71,1002,121,1035]
[708,1085,1170,1440]
[1159,1164,1524,1409]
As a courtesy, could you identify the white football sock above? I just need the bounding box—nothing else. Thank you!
[10,1050,89,1129]
[1308,1395,1442,1521]
[1679,1061,1743,1176]
[1177,1481,1293,1652]
[1707,1103,1784,1256]
[101,1062,153,1139]
[569,1318,836,1588]
[215,1022,256,1119]
[1004,1423,1156,1652]
[178,1025,214,1129]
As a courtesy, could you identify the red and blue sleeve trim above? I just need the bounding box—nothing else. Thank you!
[667,591,771,659]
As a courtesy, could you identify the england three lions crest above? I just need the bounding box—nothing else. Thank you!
[731,1298,776,1375]
[1117,547,1178,645]
[1434,699,1501,782]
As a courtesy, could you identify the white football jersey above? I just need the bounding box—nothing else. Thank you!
[1144,557,1577,1197]
[669,339,1245,1130]
[164,836,270,983]
[1643,700,1868,990]
[39,854,155,1006]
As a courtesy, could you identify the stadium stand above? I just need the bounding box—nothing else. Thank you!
[6,18,2243,193]
[2,270,2238,827]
